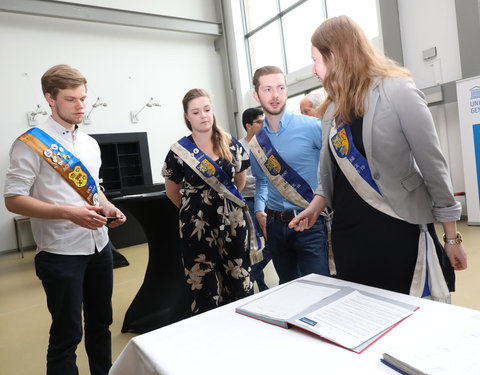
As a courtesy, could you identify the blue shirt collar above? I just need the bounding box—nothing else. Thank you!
[263,110,293,134]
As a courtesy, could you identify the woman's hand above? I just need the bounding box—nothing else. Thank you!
[444,243,467,270]
[288,195,327,231]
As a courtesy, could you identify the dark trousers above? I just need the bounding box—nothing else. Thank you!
[35,243,113,375]
[266,215,328,284]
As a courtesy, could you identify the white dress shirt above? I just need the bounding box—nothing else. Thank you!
[238,138,256,199]
[4,117,109,255]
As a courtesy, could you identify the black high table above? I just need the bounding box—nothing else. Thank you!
[112,191,190,333]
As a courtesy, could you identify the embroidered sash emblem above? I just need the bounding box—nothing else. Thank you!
[265,154,281,175]
[69,165,88,187]
[331,127,349,157]
[197,159,216,176]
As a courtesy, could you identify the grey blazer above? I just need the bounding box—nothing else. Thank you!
[315,76,461,224]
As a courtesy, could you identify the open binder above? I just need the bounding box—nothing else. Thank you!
[236,279,418,353]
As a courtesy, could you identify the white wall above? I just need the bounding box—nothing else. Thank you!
[398,0,465,207]
[0,0,230,252]
[397,0,461,88]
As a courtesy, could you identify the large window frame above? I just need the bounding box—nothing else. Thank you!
[241,0,328,83]
[241,0,381,90]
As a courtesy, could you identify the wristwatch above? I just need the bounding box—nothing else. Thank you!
[443,232,463,244]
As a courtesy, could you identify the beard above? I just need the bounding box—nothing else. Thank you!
[261,100,286,117]
[56,108,83,125]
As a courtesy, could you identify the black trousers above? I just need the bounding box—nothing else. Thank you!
[35,243,113,375]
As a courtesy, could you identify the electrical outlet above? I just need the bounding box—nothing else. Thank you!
[423,47,437,61]
[130,111,140,123]
[27,113,38,127]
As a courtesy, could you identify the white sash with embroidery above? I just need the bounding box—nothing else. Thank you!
[329,123,450,302]
[250,129,335,274]
[249,131,312,209]
[171,140,263,264]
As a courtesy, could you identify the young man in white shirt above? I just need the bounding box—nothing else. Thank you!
[4,64,125,375]
[239,107,271,291]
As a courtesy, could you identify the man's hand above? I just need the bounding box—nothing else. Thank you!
[101,206,126,229]
[97,190,126,228]
[67,205,108,230]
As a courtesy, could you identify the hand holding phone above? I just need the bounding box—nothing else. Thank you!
[106,217,117,225]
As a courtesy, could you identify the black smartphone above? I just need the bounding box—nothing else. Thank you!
[106,217,117,225]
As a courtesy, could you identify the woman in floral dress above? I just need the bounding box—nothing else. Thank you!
[162,88,253,315]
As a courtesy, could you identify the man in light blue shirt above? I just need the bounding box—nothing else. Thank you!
[250,65,328,284]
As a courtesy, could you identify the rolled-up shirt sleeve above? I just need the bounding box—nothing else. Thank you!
[432,202,462,222]
[4,140,39,197]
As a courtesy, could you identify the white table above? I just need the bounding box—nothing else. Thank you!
[109,274,480,375]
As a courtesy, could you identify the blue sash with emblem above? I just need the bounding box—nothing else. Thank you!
[19,127,99,206]
[329,122,401,220]
[249,128,314,208]
[331,123,381,195]
[171,137,263,261]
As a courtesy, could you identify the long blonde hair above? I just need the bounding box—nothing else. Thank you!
[311,15,410,125]
[182,88,232,163]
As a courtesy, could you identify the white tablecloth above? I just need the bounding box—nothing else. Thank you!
[109,274,479,375]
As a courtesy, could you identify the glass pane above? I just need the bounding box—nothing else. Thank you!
[243,0,278,32]
[280,0,301,10]
[286,93,304,114]
[326,0,379,40]
[248,21,285,74]
[283,1,326,72]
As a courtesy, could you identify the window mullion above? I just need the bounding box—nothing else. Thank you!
[277,0,288,73]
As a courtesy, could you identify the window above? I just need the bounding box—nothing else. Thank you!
[242,0,326,78]
[248,21,284,72]
[242,0,380,87]
[325,0,379,41]
[282,1,325,72]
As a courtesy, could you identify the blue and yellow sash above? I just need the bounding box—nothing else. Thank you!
[19,128,99,206]
[171,137,263,262]
[249,128,313,209]
[329,122,400,219]
[329,121,449,302]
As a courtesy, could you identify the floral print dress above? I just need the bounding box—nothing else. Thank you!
[162,135,253,315]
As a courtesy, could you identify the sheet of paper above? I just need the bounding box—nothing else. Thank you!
[384,314,480,374]
[295,290,413,349]
[241,282,340,320]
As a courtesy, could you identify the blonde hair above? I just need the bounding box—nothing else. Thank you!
[311,15,410,125]
[41,64,87,99]
[182,88,232,163]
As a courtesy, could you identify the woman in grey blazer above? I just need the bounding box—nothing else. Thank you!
[290,15,467,296]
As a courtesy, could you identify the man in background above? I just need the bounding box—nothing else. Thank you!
[299,89,327,117]
[4,64,125,375]
[249,65,328,284]
[239,107,271,291]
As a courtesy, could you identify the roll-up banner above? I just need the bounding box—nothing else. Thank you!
[456,76,480,224]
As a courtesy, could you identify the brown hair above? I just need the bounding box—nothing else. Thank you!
[252,65,286,93]
[182,88,232,163]
[311,15,410,125]
[41,64,87,99]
